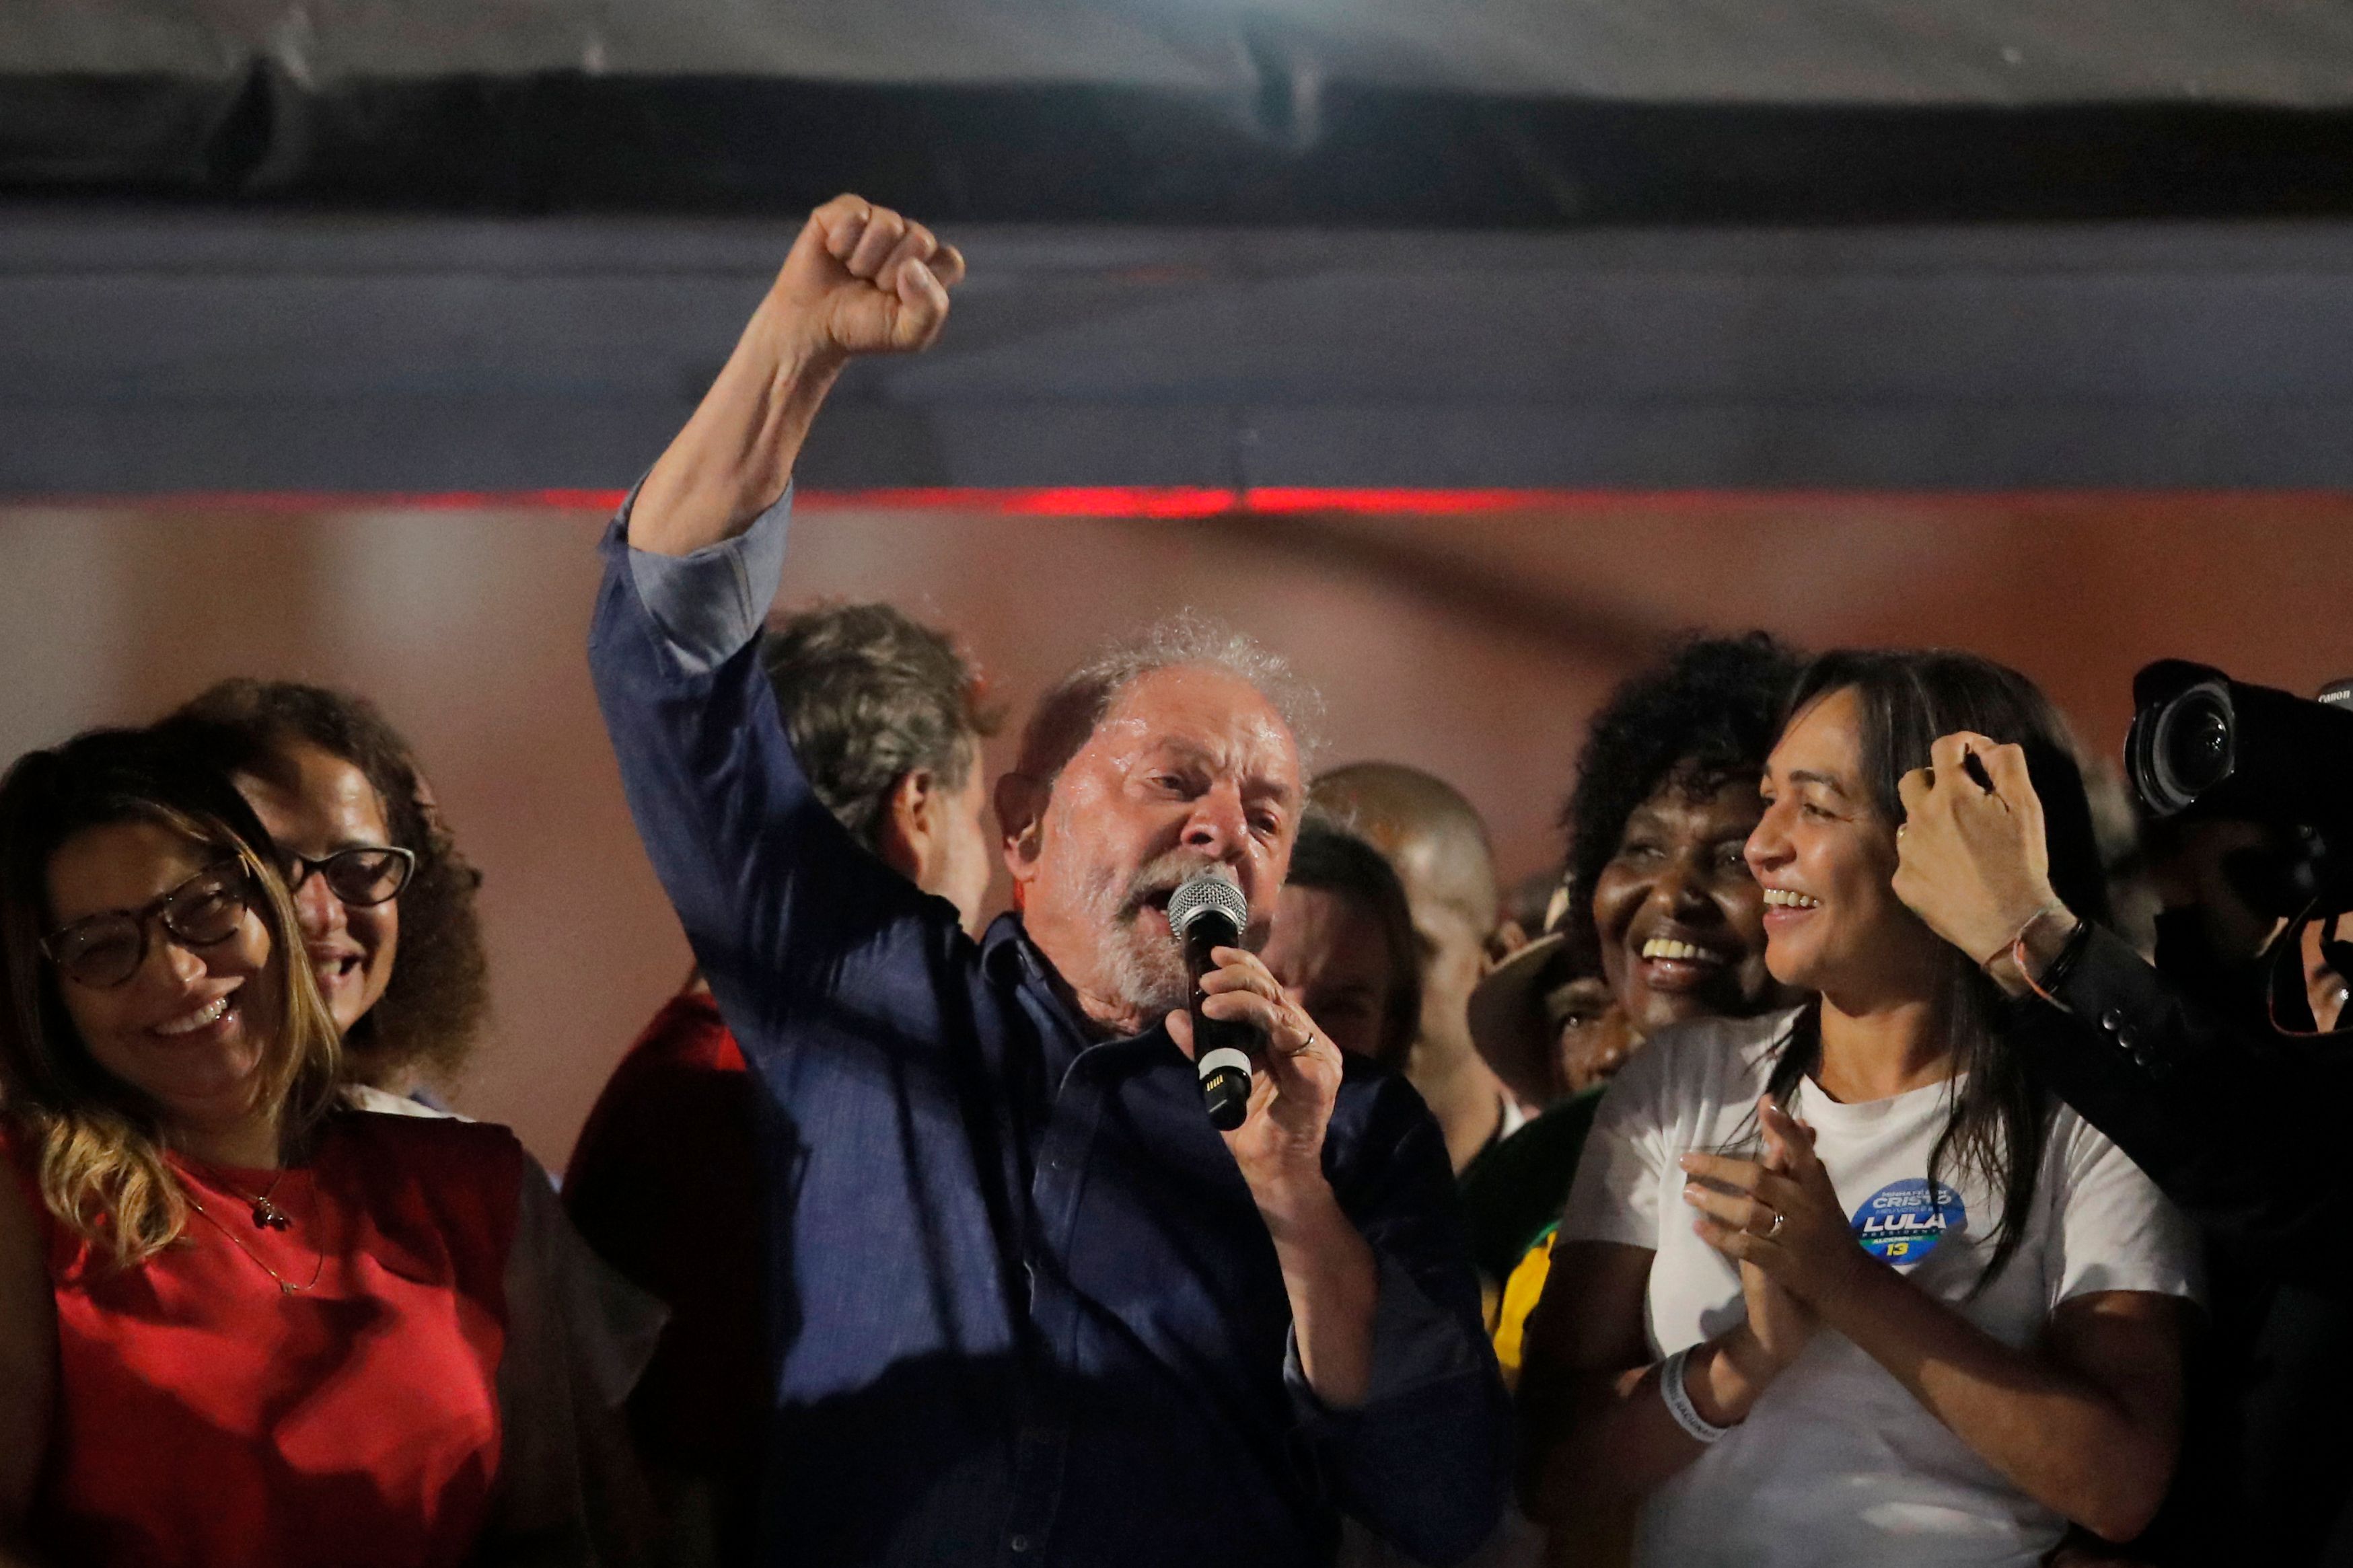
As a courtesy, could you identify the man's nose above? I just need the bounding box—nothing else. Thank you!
[1181,788,1250,861]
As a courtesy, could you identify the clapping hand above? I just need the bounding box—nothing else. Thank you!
[1683,1098,1873,1319]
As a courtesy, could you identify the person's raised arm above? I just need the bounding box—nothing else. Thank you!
[0,1174,56,1567]
[630,196,963,557]
[589,196,967,1050]
[1891,731,2329,1250]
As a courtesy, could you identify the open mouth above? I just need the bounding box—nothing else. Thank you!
[1630,931,1737,993]
[1638,937,1729,966]
[1762,888,1822,911]
[152,991,237,1040]
[311,952,365,990]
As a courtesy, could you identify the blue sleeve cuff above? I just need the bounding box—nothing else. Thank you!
[1282,1251,1484,1421]
[620,484,795,675]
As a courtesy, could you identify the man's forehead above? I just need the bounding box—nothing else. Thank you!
[1093,667,1301,789]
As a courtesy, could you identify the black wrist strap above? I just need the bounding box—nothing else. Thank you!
[2033,918,2096,1000]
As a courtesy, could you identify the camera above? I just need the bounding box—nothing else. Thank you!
[2128,659,2353,918]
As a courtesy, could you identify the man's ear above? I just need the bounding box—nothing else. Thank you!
[875,770,934,885]
[994,771,1048,883]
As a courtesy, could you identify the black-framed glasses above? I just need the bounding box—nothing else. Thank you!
[285,845,415,908]
[40,858,257,990]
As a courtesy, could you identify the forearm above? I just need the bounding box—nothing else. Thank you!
[1828,1268,2169,1540]
[630,293,846,558]
[1258,1174,1379,1407]
[2009,923,2329,1247]
[1527,1325,1777,1524]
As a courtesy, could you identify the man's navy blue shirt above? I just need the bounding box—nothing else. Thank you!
[588,494,1508,1567]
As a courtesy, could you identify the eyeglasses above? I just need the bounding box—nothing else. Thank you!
[41,858,257,990]
[284,846,415,908]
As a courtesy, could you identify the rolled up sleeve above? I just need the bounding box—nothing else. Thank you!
[624,483,795,673]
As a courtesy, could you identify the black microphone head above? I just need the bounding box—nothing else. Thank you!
[1167,867,1249,944]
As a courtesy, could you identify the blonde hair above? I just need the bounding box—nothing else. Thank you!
[0,730,344,1269]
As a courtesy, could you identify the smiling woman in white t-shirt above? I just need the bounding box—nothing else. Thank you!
[1519,650,2198,1568]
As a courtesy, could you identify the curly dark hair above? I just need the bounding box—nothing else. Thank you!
[1559,632,1805,959]
[761,602,999,852]
[161,681,489,1091]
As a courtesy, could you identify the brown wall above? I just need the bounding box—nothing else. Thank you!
[2,496,2346,1165]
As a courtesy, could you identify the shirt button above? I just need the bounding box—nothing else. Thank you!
[2100,1008,2126,1033]
[1009,1534,1034,1554]
[2115,1026,2142,1054]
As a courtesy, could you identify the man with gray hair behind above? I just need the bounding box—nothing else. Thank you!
[587,194,1505,1567]
[567,595,999,1563]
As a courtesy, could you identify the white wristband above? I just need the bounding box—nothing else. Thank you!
[1659,1346,1731,1444]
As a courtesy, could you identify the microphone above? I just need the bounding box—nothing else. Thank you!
[1166,867,1256,1130]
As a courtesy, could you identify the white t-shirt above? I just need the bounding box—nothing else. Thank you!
[1559,1008,2199,1568]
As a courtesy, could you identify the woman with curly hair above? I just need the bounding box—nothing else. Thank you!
[163,680,489,1113]
[0,725,644,1567]
[1465,634,1802,1310]
[1559,630,1803,1056]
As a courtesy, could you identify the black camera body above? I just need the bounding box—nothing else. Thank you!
[2127,660,2353,916]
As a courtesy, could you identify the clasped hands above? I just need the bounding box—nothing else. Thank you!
[1682,1098,1872,1338]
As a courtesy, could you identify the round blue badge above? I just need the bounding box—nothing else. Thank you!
[1849,1177,1966,1265]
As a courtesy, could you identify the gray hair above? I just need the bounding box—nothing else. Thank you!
[1015,612,1325,782]
[760,601,998,853]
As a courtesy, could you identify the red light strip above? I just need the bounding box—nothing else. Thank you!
[32,486,2353,515]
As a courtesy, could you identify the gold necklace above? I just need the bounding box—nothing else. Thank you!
[184,1160,293,1231]
[183,1181,323,1296]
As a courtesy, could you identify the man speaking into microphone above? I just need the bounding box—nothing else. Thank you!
[587,195,1507,1567]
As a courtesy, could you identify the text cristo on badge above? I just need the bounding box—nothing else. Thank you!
[1849,1178,1966,1265]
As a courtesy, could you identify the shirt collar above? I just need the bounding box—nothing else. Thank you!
[982,913,1178,1061]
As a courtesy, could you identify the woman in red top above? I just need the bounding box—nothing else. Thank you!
[0,726,635,1568]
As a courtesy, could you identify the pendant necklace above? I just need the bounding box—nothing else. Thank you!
[180,1166,322,1296]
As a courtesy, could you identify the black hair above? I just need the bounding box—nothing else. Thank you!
[1560,632,1804,957]
[1759,649,2111,1291]
[1285,816,1423,1066]
[760,602,999,852]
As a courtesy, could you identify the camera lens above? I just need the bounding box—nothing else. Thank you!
[2155,689,2234,802]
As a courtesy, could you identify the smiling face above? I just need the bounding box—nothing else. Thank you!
[233,742,400,1045]
[1590,772,1776,1039]
[1005,665,1301,1030]
[1264,883,1402,1064]
[1745,685,1948,1007]
[45,819,283,1132]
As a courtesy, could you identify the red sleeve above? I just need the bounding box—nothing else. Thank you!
[563,992,762,1468]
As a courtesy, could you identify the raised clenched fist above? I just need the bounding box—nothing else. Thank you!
[770,194,967,363]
